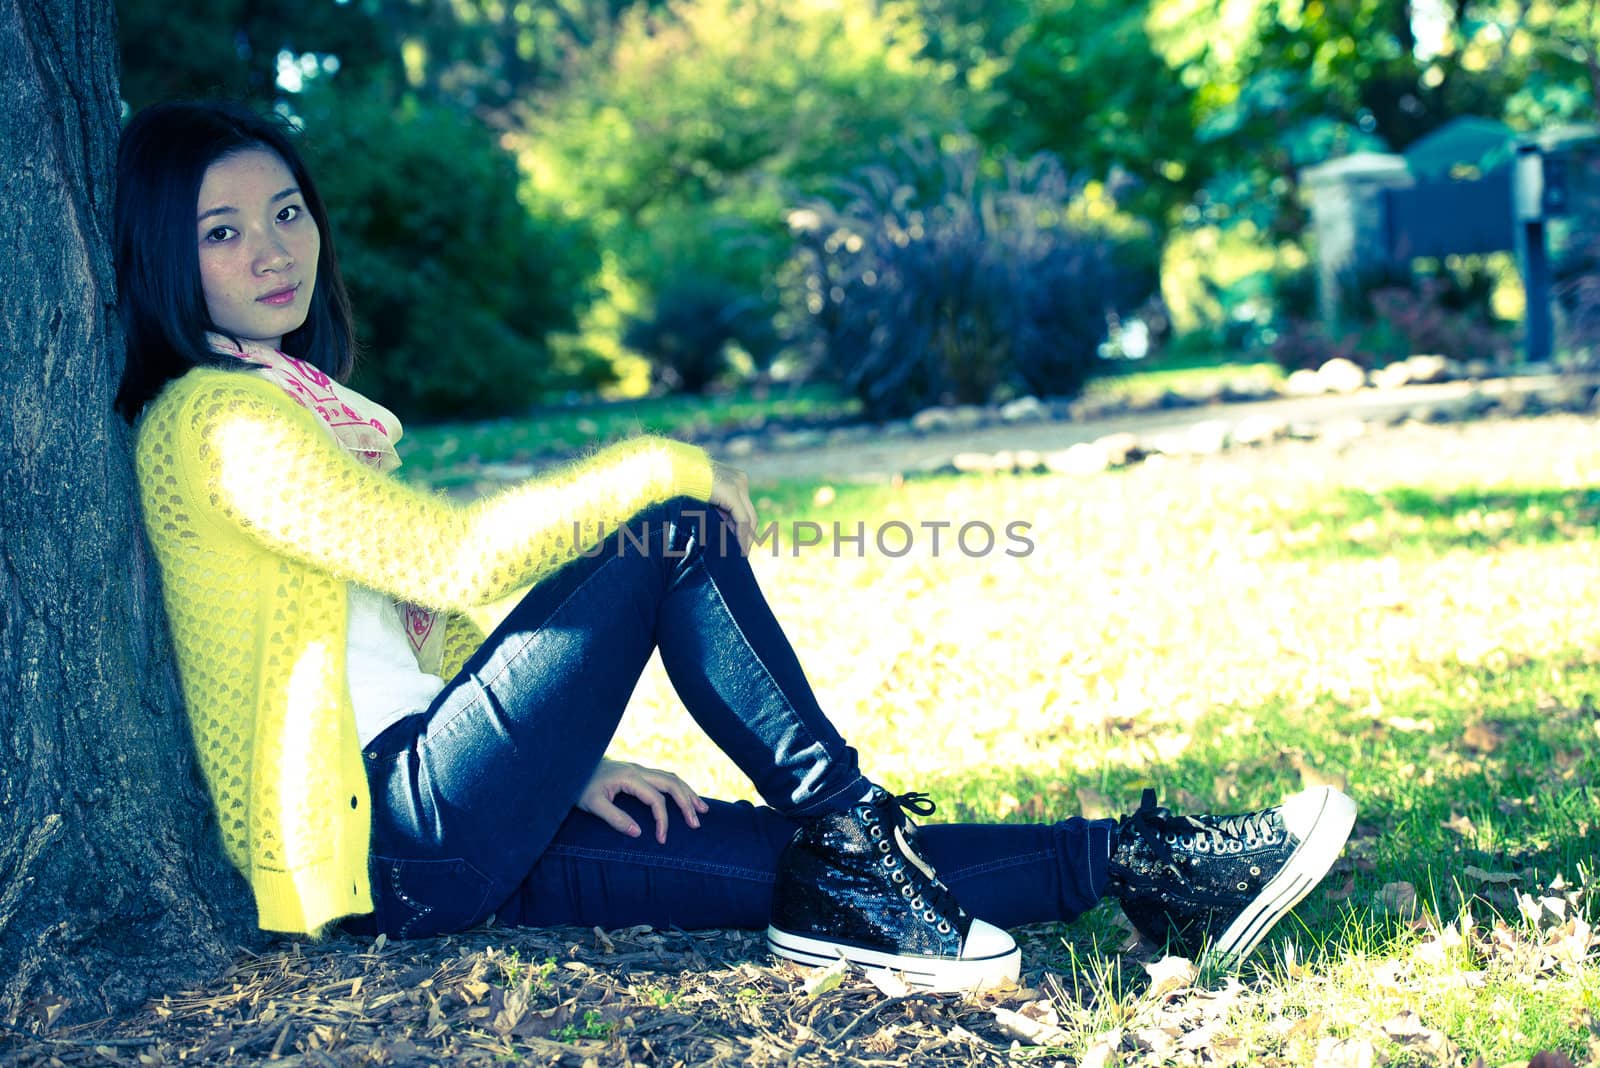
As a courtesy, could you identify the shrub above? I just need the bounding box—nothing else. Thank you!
[623,276,780,393]
[787,139,1160,420]
[296,86,602,421]
[1555,216,1600,365]
[1267,260,1511,371]
[528,0,965,392]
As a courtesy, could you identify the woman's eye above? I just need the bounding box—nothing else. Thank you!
[277,204,303,223]
[204,226,234,243]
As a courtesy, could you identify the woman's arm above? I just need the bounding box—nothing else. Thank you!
[168,371,714,610]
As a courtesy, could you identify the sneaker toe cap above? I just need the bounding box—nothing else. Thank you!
[963,917,1017,960]
[1278,786,1358,841]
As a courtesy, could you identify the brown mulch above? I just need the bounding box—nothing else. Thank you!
[0,924,1090,1067]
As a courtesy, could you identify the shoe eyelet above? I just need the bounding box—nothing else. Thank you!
[911,895,925,909]
[879,843,894,856]
[922,910,937,923]
[901,885,915,899]
[1236,881,1249,891]
[1249,865,1261,876]
[937,921,951,935]
[891,870,906,884]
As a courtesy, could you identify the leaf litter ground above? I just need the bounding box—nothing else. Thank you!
[9,413,1600,1066]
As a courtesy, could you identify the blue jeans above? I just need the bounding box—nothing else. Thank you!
[351,498,1113,939]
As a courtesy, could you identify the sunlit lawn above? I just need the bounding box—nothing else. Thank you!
[589,414,1600,1065]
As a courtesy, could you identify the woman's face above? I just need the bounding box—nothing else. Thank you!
[195,148,320,350]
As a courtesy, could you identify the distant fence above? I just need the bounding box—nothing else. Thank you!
[1305,125,1600,363]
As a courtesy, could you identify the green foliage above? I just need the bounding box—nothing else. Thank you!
[295,85,602,420]
[529,0,965,386]
[790,138,1159,418]
[981,0,1202,233]
[116,0,398,111]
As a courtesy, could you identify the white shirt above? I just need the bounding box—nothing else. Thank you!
[346,584,446,744]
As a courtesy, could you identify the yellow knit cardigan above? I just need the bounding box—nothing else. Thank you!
[135,368,714,934]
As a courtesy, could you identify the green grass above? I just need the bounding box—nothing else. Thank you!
[391,355,1279,487]
[1086,355,1283,406]
[590,415,1600,1065]
[394,381,858,483]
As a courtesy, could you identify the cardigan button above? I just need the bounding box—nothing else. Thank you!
[350,796,359,809]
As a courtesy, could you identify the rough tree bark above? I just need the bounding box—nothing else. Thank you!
[0,0,259,1027]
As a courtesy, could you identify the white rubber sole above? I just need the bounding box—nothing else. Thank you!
[1206,785,1357,966]
[766,925,1021,993]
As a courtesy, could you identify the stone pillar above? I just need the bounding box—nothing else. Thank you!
[1303,152,1414,326]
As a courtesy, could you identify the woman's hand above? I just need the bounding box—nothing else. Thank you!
[709,461,758,554]
[577,758,709,844]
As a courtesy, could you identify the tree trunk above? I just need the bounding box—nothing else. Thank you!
[0,0,259,1027]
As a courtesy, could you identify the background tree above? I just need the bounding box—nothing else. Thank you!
[1,0,258,1026]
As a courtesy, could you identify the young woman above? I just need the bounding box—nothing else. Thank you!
[115,99,1356,992]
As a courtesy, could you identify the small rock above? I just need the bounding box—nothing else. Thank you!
[1231,414,1289,445]
[1317,418,1370,443]
[1144,431,1187,456]
[1535,382,1598,412]
[999,396,1048,423]
[909,407,953,433]
[1317,357,1368,394]
[1496,390,1529,416]
[1220,374,1281,402]
[1184,420,1232,454]
[1093,432,1142,467]
[1370,364,1412,391]
[1461,358,1495,379]
[946,405,988,431]
[1043,443,1111,476]
[1406,404,1454,424]
[1173,380,1225,405]
[722,436,758,458]
[1402,354,1451,383]
[1284,368,1327,396]
[951,451,1004,473]
[1012,449,1044,472]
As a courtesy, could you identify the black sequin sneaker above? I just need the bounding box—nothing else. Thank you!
[767,788,1020,992]
[1107,785,1356,967]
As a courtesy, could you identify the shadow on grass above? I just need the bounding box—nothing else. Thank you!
[1268,485,1600,560]
[916,645,1600,966]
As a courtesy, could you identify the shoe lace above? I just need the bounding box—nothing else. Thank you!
[868,790,965,924]
[1191,809,1279,851]
[1118,788,1182,874]
[1118,789,1281,868]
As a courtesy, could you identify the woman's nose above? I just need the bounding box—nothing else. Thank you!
[253,234,293,274]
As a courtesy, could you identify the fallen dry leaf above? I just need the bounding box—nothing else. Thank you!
[992,1006,1071,1047]
[1314,1036,1387,1067]
[1461,721,1506,752]
[1376,881,1421,920]
[1142,956,1199,999]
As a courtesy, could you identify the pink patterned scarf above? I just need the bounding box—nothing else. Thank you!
[209,334,444,672]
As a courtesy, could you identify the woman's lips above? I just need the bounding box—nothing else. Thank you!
[258,285,298,305]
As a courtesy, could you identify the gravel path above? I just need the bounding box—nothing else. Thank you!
[729,375,1581,483]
